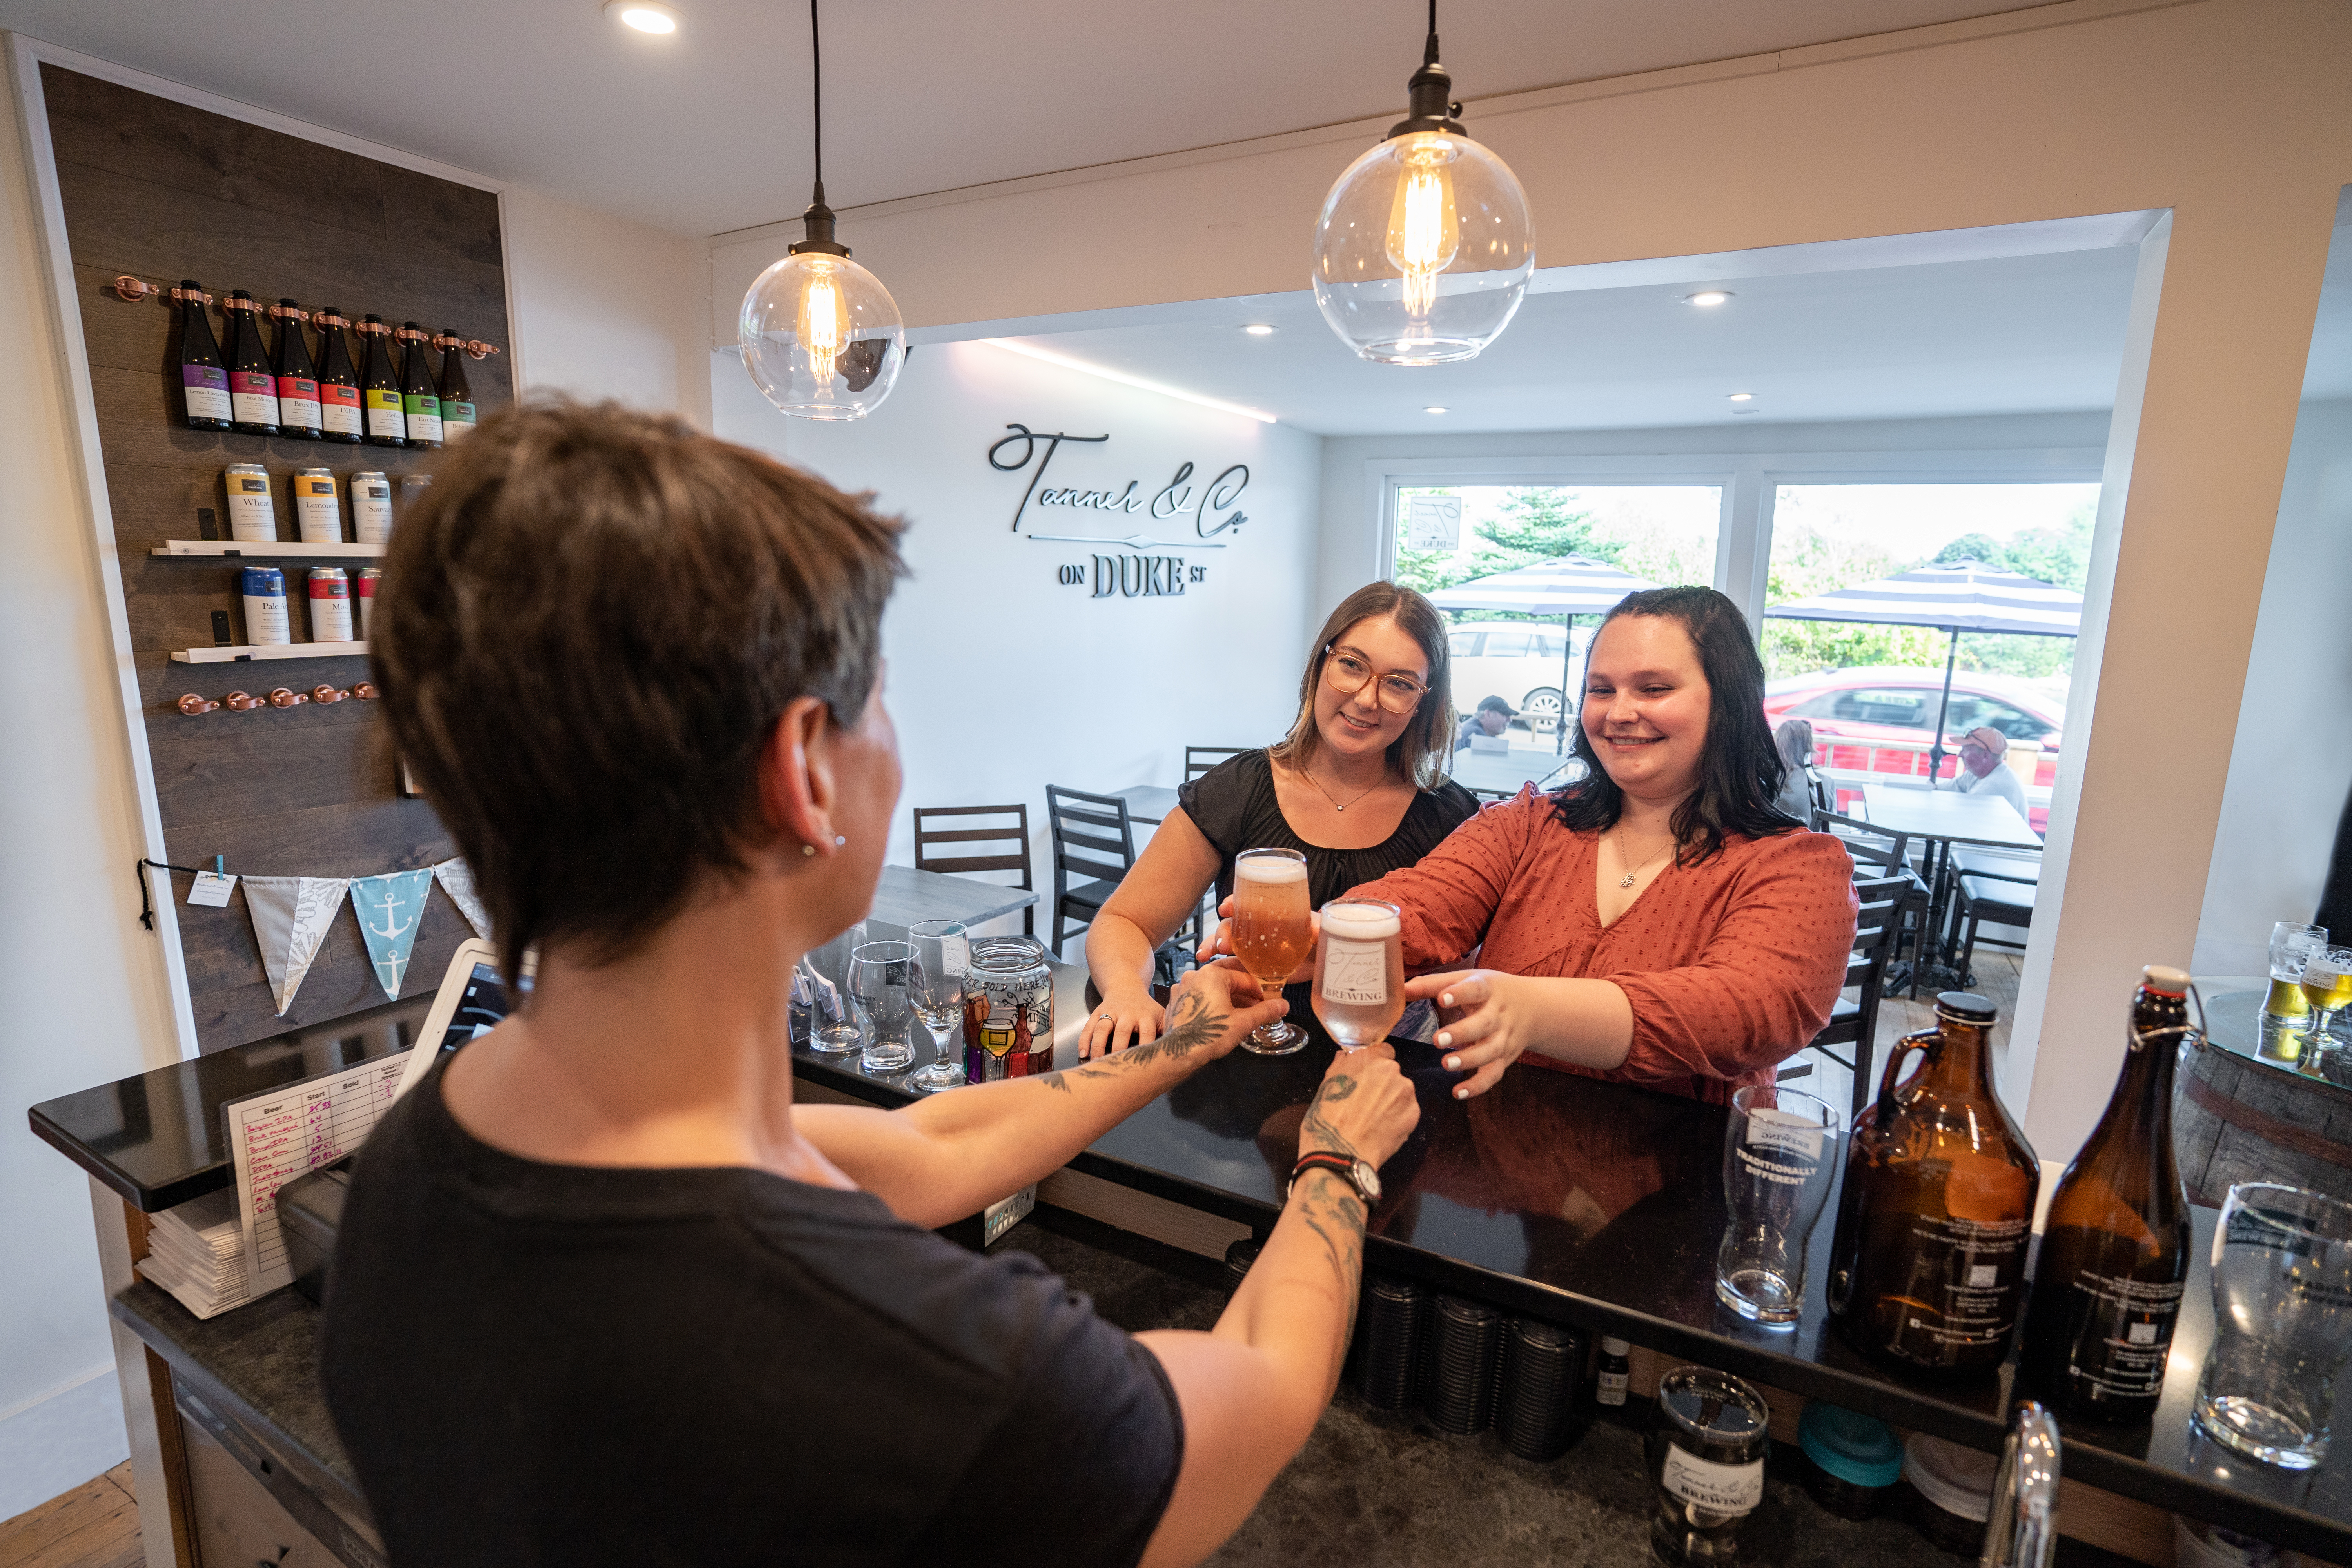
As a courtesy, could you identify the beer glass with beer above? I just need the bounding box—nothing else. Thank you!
[1232,848,1313,1055]
[1314,898,1405,1049]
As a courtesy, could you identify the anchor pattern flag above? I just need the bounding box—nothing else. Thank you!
[432,857,490,938]
[350,869,435,999]
[242,876,352,1015]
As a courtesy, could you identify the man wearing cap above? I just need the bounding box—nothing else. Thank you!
[1942,724,2032,825]
[1454,695,1516,751]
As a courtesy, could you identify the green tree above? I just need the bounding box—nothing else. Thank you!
[1934,533,2011,570]
[1392,487,1605,612]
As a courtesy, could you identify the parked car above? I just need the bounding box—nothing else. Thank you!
[1446,621,1593,733]
[1763,665,2065,831]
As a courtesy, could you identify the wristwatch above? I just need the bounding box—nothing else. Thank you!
[1289,1150,1381,1206]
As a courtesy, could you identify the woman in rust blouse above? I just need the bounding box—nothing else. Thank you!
[1350,586,1857,1105]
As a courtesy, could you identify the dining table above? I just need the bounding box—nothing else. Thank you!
[867,863,1040,930]
[1858,783,2041,991]
[1449,746,1586,799]
[1112,784,1181,827]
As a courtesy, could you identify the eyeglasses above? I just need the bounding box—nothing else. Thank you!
[1322,644,1430,715]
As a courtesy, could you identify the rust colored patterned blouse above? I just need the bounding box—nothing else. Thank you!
[1347,787,1858,1105]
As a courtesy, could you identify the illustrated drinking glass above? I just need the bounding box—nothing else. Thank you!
[906,919,970,1094]
[803,920,867,1054]
[1314,898,1405,1049]
[1716,1084,1840,1325]
[2193,1182,2352,1469]
[1232,848,1312,1055]
[848,940,916,1075]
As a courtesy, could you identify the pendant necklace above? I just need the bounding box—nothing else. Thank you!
[1610,826,1675,889]
[1303,762,1381,814]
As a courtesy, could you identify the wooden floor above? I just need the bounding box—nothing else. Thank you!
[0,1464,140,1568]
[1778,949,2025,1118]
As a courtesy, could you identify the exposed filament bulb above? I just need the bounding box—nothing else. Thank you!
[1386,134,1461,322]
[800,261,847,385]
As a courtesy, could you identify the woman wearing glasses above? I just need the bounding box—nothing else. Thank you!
[1082,582,1479,1057]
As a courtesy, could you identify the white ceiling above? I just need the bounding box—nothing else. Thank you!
[0,0,2068,238]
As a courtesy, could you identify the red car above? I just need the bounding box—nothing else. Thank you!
[1762,666,2065,832]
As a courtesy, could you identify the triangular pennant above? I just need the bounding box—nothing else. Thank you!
[241,875,351,1014]
[433,858,490,939]
[350,869,435,1000]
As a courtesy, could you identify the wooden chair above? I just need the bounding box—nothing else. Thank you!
[911,804,1035,938]
[1044,785,1138,957]
[1185,746,1251,783]
[1794,875,1909,1126]
[1951,845,2042,989]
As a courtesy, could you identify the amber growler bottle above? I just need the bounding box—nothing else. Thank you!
[1828,992,2040,1375]
[2019,965,2195,1423]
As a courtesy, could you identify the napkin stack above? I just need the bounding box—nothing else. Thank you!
[135,1187,251,1320]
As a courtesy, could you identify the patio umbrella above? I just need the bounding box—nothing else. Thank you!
[1427,555,1661,752]
[1762,559,2082,777]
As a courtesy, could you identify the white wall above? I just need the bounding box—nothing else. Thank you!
[503,186,712,428]
[712,341,1320,904]
[2194,397,2352,976]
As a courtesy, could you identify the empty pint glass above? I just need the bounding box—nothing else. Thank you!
[1233,848,1312,1055]
[1716,1084,1840,1326]
[2193,1182,2352,1469]
[1314,898,1404,1049]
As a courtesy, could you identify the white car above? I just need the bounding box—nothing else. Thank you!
[1445,621,1593,734]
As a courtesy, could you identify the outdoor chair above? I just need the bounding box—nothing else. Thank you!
[911,803,1035,938]
[1045,785,1138,958]
[1951,845,2042,988]
[1818,812,1930,990]
[1791,875,1908,1126]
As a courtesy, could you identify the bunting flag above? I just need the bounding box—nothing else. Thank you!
[432,858,490,938]
[350,869,435,1000]
[241,876,352,1015]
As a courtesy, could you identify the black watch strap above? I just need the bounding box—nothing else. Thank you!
[1290,1150,1370,1204]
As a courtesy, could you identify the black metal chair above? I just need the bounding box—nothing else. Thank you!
[1818,812,1931,994]
[1185,745,1250,783]
[911,803,1035,938]
[1044,785,1138,957]
[1951,845,2042,987]
[1790,875,1909,1126]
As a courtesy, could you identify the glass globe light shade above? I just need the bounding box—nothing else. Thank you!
[739,250,907,420]
[1311,130,1535,365]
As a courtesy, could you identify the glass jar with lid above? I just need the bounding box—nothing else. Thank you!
[960,937,1054,1084]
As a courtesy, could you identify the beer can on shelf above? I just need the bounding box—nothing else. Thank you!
[292,467,341,543]
[352,472,393,544]
[224,463,275,543]
[357,567,381,640]
[240,565,289,646]
[307,566,353,643]
[961,937,1054,1083]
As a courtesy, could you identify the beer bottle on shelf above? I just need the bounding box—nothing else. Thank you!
[2019,965,2195,1423]
[270,299,321,440]
[1827,991,2040,1376]
[357,316,406,448]
[176,281,230,431]
[222,290,280,436]
[397,322,442,448]
[313,309,363,444]
[436,329,475,439]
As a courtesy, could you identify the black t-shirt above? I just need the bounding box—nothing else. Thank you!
[321,1059,1183,1568]
[1178,747,1481,908]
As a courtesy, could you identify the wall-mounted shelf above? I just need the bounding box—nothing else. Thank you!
[151,541,385,559]
[169,641,368,665]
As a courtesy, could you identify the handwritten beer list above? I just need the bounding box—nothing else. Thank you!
[224,1053,411,1295]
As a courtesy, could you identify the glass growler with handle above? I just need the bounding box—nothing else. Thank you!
[2019,965,2195,1422]
[1828,991,2040,1375]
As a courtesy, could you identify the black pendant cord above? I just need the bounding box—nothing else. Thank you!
[790,0,850,256]
[1391,0,1465,139]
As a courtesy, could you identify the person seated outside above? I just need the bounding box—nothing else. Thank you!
[1940,723,2033,826]
[1455,695,1516,751]
[326,401,1421,1568]
[1771,717,1826,825]
[1206,587,1856,1105]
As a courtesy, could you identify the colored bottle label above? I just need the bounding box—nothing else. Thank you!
[307,578,354,642]
[403,393,443,444]
[183,365,231,422]
[226,475,276,543]
[320,383,362,436]
[364,388,406,439]
[276,376,321,430]
[294,479,341,544]
[230,370,278,425]
[353,484,394,544]
[241,589,290,646]
[441,400,477,438]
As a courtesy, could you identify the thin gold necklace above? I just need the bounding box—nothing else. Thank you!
[1303,760,1383,814]
[1608,826,1676,889]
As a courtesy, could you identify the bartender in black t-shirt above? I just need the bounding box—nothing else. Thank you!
[326,402,1420,1568]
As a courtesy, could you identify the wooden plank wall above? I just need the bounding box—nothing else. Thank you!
[43,65,513,1052]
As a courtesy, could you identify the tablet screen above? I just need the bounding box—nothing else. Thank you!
[438,962,525,1053]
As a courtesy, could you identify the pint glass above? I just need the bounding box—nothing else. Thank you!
[1233,848,1311,1055]
[1314,898,1404,1048]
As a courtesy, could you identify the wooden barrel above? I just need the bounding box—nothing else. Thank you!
[2174,1031,2352,1206]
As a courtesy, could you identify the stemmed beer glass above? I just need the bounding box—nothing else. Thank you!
[906,919,970,1093]
[1312,898,1404,1049]
[2300,946,2352,1077]
[1232,848,1312,1055]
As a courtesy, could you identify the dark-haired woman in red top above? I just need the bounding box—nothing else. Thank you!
[1348,586,1857,1104]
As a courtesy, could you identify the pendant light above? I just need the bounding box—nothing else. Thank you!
[1310,2,1535,365]
[739,0,906,420]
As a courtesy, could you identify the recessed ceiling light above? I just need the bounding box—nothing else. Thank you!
[1727,392,1755,402]
[1241,324,1277,336]
[1684,290,1733,307]
[605,0,680,33]
[1424,406,1449,414]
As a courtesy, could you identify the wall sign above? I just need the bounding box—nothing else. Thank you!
[987,422,1252,598]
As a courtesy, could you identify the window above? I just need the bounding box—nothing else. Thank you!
[1447,629,1483,657]
[1393,485,1722,599]
[1481,629,1534,658]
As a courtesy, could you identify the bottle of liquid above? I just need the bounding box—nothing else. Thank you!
[313,309,363,444]
[222,290,280,436]
[177,281,230,431]
[2020,965,2195,1423]
[270,300,321,440]
[1594,1337,1631,1408]
[397,323,442,448]
[358,316,406,447]
[436,329,476,439]
[1827,991,2040,1376]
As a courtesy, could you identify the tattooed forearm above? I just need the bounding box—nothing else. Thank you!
[1037,1065,1117,1094]
[1293,1170,1367,1340]
[1300,1073,1362,1159]
[1118,988,1227,1069]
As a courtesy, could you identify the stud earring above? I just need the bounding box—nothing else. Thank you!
[801,843,817,857]
[834,835,846,846]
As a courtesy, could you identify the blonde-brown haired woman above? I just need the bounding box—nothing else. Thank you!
[1082,581,1480,1057]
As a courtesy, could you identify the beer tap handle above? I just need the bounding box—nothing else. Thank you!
[1982,1402,2060,1568]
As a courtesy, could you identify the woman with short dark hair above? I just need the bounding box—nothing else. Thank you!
[1340,586,1857,1103]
